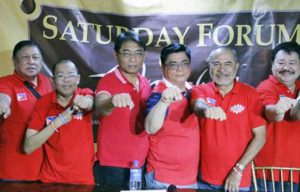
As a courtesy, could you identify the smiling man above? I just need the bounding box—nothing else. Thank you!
[0,40,52,181]
[23,60,95,184]
[144,43,199,189]
[94,30,151,189]
[191,47,266,192]
[254,41,300,191]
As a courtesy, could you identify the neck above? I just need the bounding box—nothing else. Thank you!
[57,94,72,107]
[121,71,138,87]
[176,82,186,92]
[217,83,234,96]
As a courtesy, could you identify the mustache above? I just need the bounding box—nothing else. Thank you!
[279,70,295,74]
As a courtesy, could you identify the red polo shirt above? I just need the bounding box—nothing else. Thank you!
[191,81,266,187]
[255,75,300,182]
[0,71,52,181]
[27,88,95,184]
[146,80,200,185]
[95,67,151,168]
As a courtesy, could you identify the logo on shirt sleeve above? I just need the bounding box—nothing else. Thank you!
[206,97,216,107]
[230,104,245,114]
[16,93,27,101]
[46,116,56,125]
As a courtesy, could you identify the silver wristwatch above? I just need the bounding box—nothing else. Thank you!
[235,163,245,172]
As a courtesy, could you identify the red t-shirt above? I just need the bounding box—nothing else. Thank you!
[0,71,52,181]
[191,81,266,187]
[27,88,95,184]
[255,75,300,182]
[146,80,200,185]
[95,67,151,168]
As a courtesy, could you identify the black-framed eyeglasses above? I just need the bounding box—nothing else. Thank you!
[165,61,190,70]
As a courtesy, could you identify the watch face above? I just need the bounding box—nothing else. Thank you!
[236,163,245,171]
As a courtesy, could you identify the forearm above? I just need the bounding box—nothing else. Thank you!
[0,93,11,104]
[193,99,209,117]
[95,94,114,116]
[145,101,169,134]
[236,126,266,168]
[24,118,64,154]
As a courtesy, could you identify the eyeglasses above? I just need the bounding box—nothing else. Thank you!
[54,74,79,81]
[19,54,41,62]
[118,51,145,59]
[165,61,190,70]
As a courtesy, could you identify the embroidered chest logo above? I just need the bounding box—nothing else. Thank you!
[206,97,216,107]
[16,93,27,101]
[73,110,83,120]
[230,104,245,114]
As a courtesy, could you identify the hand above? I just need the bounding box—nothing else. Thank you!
[111,93,134,110]
[204,106,227,121]
[275,97,297,115]
[0,101,11,119]
[73,95,93,110]
[224,169,242,192]
[161,87,182,104]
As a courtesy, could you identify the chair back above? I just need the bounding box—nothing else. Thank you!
[252,162,300,192]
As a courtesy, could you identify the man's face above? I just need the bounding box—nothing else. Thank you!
[53,62,80,98]
[115,41,145,75]
[14,46,42,80]
[209,49,239,87]
[162,52,191,86]
[272,50,300,86]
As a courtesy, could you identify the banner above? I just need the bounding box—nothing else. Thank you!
[1,0,300,89]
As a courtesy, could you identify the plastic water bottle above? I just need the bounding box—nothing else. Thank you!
[129,160,142,190]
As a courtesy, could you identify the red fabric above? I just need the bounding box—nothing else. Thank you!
[0,71,52,181]
[147,81,200,185]
[191,81,266,187]
[28,88,95,184]
[255,75,300,182]
[95,67,151,168]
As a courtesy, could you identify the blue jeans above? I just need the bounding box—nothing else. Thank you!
[145,171,198,189]
[198,176,250,192]
[252,179,300,192]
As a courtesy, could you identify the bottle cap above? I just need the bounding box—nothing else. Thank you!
[132,160,139,167]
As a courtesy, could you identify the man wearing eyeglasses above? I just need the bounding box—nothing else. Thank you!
[23,60,95,184]
[191,47,266,192]
[0,40,52,181]
[94,30,151,189]
[144,43,199,189]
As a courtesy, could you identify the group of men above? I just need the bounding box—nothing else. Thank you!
[0,30,300,192]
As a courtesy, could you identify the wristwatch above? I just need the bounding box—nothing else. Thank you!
[235,163,245,172]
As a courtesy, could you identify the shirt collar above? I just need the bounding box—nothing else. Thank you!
[13,70,41,88]
[211,80,240,95]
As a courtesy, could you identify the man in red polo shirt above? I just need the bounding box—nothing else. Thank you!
[94,30,151,189]
[0,40,52,181]
[23,60,94,184]
[254,41,300,191]
[191,47,266,192]
[144,43,199,189]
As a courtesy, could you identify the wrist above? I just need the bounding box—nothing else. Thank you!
[235,163,245,172]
